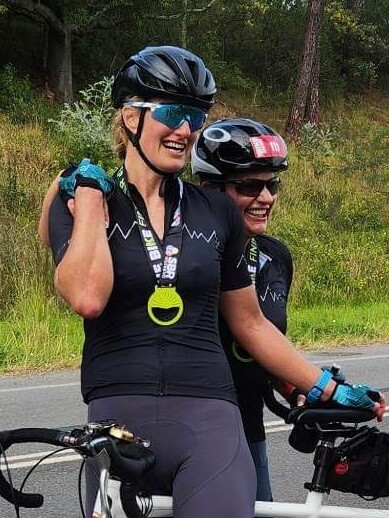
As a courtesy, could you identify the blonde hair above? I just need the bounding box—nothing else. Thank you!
[112,96,143,161]
[112,111,128,161]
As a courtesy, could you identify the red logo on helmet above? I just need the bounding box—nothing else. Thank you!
[250,135,286,158]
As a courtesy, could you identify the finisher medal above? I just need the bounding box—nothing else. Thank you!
[232,342,254,363]
[147,286,184,326]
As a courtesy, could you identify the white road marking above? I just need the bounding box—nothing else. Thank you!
[0,382,79,393]
[311,354,389,363]
[1,351,388,393]
[1,450,79,470]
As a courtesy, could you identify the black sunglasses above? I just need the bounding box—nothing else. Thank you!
[223,177,281,197]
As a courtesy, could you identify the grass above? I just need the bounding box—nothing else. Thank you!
[0,279,84,372]
[288,302,389,348]
[0,90,388,373]
[0,302,387,374]
[0,317,83,372]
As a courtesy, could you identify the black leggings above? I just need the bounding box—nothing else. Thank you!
[87,395,256,518]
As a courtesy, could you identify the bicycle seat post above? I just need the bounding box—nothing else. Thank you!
[305,436,336,493]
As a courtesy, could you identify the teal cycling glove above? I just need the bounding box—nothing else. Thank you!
[59,158,115,200]
[331,383,380,410]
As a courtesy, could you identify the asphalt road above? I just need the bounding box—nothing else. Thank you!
[0,343,388,517]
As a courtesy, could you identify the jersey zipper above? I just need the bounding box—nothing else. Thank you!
[157,334,165,395]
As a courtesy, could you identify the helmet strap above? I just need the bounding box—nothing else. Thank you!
[121,109,182,196]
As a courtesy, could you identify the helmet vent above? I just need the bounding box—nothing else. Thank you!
[186,59,199,85]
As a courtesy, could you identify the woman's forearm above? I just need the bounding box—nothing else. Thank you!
[219,287,335,398]
[55,187,113,318]
[38,174,61,246]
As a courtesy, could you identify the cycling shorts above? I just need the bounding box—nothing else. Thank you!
[86,395,256,518]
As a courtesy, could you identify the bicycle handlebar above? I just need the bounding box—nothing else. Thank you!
[262,383,375,453]
[0,428,65,508]
[0,422,155,510]
[262,382,375,424]
[0,386,378,512]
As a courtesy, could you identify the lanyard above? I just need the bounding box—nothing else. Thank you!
[116,166,184,326]
[232,238,272,362]
[245,238,272,286]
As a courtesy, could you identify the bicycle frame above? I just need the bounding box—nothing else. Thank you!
[99,480,389,518]
[2,392,389,518]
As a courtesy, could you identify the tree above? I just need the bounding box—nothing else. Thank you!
[327,0,389,91]
[1,0,135,102]
[2,1,73,101]
[285,0,326,141]
[148,0,218,48]
[0,0,219,102]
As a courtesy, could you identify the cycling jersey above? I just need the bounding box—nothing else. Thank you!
[49,176,251,405]
[219,235,293,442]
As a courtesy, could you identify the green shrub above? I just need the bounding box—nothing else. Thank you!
[0,64,32,114]
[0,63,54,123]
[48,76,118,169]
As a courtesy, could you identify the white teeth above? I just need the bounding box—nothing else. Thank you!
[246,209,267,218]
[163,141,185,151]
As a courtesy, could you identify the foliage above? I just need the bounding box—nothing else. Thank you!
[297,122,338,160]
[0,64,32,114]
[269,98,389,308]
[48,76,117,168]
[1,0,389,103]
[287,302,389,348]
[0,63,57,124]
[0,67,388,371]
[0,115,60,317]
[325,0,389,91]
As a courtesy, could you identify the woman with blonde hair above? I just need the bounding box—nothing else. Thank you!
[40,45,384,518]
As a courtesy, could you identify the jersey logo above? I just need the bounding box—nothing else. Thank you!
[258,251,272,271]
[259,284,287,304]
[108,222,221,249]
[183,224,219,244]
[107,222,137,241]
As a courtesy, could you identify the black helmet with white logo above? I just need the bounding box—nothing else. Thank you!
[191,118,288,178]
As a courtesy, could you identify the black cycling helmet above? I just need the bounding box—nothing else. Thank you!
[111,45,216,110]
[191,118,288,178]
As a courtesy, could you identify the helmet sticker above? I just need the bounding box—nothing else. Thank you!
[250,135,286,158]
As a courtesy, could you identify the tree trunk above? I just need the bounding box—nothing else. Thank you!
[181,0,188,48]
[4,0,72,102]
[285,0,326,140]
[305,41,320,124]
[48,26,73,103]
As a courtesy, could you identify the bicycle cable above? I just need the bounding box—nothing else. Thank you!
[0,440,21,518]
[137,491,153,516]
[78,458,86,518]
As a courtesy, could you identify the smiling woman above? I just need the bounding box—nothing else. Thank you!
[192,117,294,503]
[38,46,385,518]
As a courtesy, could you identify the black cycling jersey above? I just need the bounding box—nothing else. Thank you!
[49,176,251,404]
[219,234,293,442]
